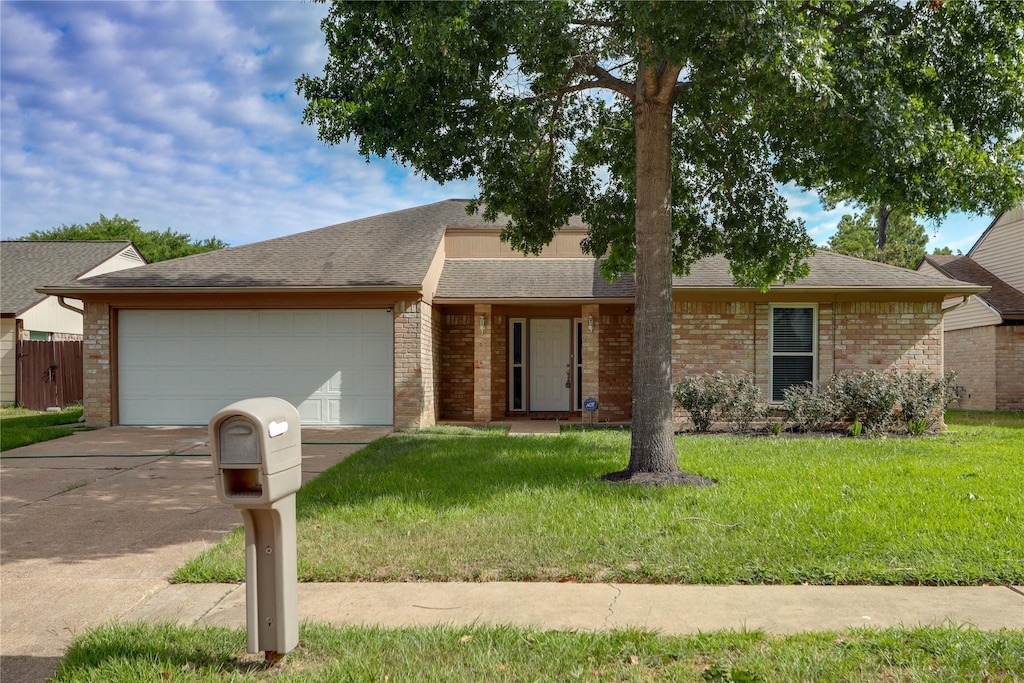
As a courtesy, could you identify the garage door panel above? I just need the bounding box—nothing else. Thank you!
[118,309,393,426]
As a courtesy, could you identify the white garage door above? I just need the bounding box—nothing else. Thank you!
[118,310,393,426]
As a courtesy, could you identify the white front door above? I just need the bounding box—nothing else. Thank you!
[529,318,572,411]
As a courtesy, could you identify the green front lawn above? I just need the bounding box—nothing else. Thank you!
[177,420,1023,586]
[53,623,1024,682]
[0,405,85,451]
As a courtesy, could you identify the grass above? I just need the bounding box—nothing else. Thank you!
[946,409,1024,428]
[0,405,85,451]
[52,622,1024,682]
[176,419,1024,586]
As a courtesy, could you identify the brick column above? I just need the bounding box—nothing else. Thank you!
[581,304,600,420]
[473,303,492,423]
[83,302,113,426]
[393,300,424,430]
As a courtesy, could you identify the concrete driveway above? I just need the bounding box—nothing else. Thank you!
[0,425,388,683]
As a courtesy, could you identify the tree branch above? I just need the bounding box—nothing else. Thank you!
[573,56,636,100]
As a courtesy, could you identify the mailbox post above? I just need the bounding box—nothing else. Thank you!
[210,397,301,659]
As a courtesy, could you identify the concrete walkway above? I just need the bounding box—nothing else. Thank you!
[2,427,1022,682]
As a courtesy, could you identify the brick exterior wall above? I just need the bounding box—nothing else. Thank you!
[671,299,944,421]
[440,311,474,420]
[832,301,943,376]
[672,301,757,380]
[393,300,424,430]
[996,325,1024,411]
[596,312,633,421]
[83,302,112,426]
[944,325,997,410]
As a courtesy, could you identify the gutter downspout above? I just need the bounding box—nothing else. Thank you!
[57,296,85,316]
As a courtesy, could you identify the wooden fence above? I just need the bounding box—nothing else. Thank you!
[15,340,84,411]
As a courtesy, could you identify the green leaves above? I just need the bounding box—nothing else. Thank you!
[21,214,227,262]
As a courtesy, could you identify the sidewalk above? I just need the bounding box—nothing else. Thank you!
[137,581,1024,635]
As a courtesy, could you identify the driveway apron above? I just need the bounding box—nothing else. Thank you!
[0,425,385,683]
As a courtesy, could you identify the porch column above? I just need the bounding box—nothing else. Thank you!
[473,303,492,423]
[581,303,600,421]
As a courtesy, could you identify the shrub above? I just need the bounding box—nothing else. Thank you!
[673,371,729,432]
[830,370,901,434]
[898,370,957,435]
[719,373,767,432]
[783,382,836,432]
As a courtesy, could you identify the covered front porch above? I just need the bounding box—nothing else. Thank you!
[435,302,634,424]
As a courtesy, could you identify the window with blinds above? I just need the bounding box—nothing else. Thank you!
[770,305,816,402]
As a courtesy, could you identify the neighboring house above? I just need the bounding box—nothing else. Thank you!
[918,205,1024,411]
[38,200,982,428]
[1,241,146,406]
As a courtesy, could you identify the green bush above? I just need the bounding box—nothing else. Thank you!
[673,372,768,433]
[783,369,957,436]
[897,370,957,435]
[782,382,836,433]
[719,373,768,432]
[672,371,728,432]
[830,370,901,434]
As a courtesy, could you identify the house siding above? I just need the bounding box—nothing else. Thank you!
[996,325,1024,411]
[971,206,1024,292]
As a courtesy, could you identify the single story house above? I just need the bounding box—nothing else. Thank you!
[39,200,984,428]
[1,240,146,406]
[918,204,1024,411]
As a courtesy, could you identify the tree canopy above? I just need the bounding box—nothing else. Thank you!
[298,0,1024,481]
[21,214,227,263]
[827,206,935,270]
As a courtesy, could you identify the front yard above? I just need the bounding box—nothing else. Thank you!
[176,417,1023,586]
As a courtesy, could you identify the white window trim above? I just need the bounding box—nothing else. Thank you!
[768,303,818,403]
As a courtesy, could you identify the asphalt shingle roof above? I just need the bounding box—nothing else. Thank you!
[1,241,136,315]
[922,254,1024,317]
[673,250,973,289]
[41,200,497,292]
[436,249,980,300]
[435,259,635,300]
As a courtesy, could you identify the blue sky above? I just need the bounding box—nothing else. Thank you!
[0,1,995,253]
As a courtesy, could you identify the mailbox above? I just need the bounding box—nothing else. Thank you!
[209,397,301,659]
[211,397,302,506]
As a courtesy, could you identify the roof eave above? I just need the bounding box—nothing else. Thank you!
[671,285,989,295]
[432,296,634,305]
[36,284,424,296]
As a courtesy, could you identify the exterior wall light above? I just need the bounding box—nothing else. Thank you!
[588,315,595,332]
[480,314,488,330]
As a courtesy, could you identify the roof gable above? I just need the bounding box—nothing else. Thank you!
[0,241,138,315]
[921,254,1024,318]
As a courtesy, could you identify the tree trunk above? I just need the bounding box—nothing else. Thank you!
[877,203,891,251]
[625,73,680,475]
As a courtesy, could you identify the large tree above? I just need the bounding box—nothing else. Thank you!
[298,1,1024,483]
[827,205,932,269]
[22,214,227,263]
